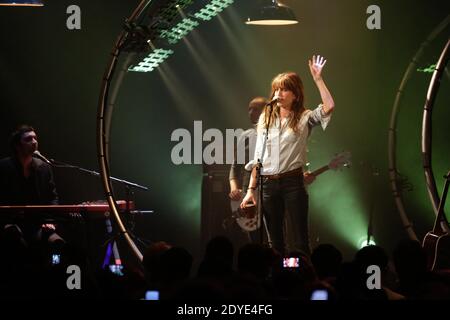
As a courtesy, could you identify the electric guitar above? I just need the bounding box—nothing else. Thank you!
[227,151,352,232]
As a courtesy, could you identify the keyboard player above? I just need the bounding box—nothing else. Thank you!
[0,125,64,255]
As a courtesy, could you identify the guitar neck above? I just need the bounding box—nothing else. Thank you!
[311,165,330,177]
[433,173,450,233]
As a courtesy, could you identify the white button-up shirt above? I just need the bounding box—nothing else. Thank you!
[250,104,331,175]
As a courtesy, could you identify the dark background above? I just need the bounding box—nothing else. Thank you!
[1,0,449,265]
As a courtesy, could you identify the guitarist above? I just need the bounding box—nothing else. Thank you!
[228,97,267,243]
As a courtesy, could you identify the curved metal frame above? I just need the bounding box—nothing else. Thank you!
[388,15,450,240]
[421,38,450,232]
[96,0,237,263]
[97,0,152,261]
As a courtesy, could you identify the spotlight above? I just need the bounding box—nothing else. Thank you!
[359,237,376,249]
[246,0,298,26]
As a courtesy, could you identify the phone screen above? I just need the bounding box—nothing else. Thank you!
[283,257,299,268]
[145,290,160,300]
[51,254,61,265]
[109,264,124,276]
[311,289,329,300]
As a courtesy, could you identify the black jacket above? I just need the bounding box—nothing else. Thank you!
[0,156,58,205]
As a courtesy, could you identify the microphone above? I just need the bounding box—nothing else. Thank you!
[266,95,279,106]
[33,150,52,165]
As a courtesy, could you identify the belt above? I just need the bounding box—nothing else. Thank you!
[263,167,303,180]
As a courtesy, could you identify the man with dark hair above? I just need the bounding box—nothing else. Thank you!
[1,125,58,205]
[0,125,62,250]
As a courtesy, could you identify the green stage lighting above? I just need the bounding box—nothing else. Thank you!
[194,0,234,21]
[129,0,235,73]
[359,237,376,249]
[129,48,174,72]
[160,18,199,44]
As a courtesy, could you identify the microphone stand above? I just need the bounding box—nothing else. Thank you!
[366,164,379,247]
[49,158,148,192]
[46,158,150,270]
[256,102,276,248]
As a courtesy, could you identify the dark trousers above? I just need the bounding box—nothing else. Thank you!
[261,174,310,256]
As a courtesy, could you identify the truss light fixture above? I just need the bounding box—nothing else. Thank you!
[129,48,174,73]
[194,0,234,21]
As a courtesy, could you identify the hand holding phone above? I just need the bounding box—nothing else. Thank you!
[283,257,299,268]
[51,253,61,265]
[109,264,124,276]
[145,290,160,300]
[310,289,329,300]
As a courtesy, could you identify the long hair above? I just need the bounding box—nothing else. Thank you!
[261,72,306,132]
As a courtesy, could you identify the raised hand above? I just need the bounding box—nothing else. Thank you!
[309,55,327,82]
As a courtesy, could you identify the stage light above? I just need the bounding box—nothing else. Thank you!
[194,0,234,21]
[129,0,235,73]
[359,237,376,249]
[160,18,199,44]
[246,0,298,26]
[417,64,437,73]
[129,48,174,73]
[129,0,234,72]
[0,0,43,6]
